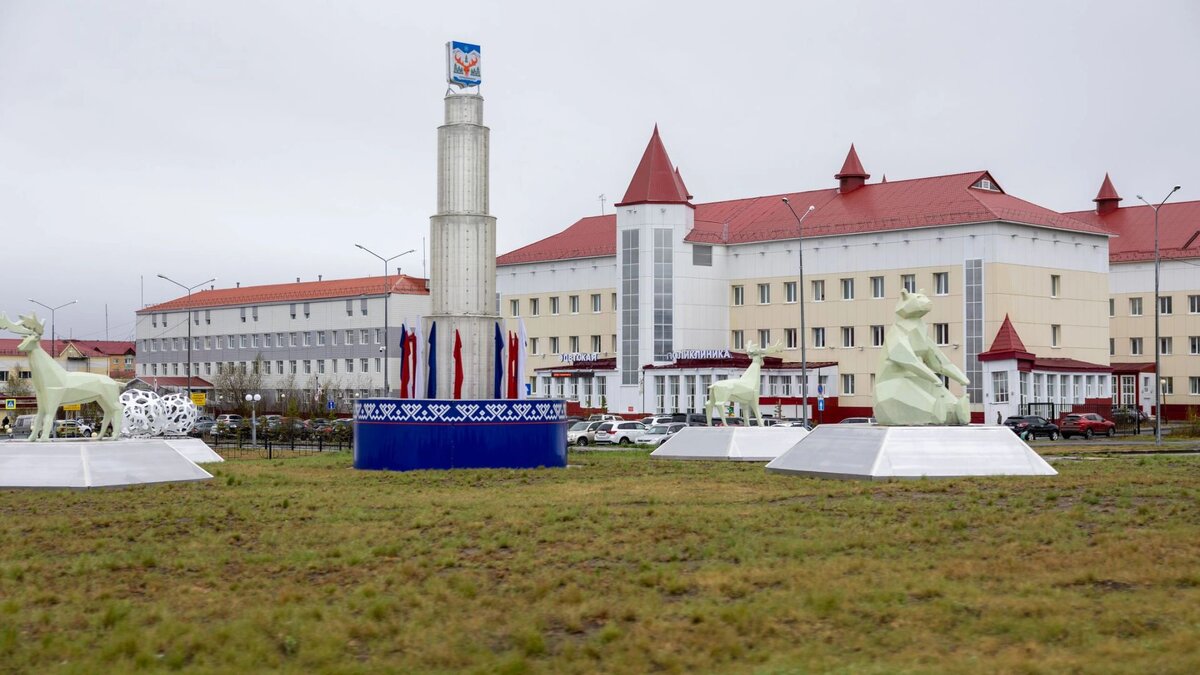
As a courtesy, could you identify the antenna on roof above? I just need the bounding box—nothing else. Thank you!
[599,193,607,215]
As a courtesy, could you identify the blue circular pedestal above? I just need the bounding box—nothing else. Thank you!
[353,398,568,471]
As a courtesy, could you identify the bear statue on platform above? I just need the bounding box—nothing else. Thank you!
[873,289,971,426]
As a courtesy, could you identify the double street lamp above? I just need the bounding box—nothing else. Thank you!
[355,244,415,397]
[1135,185,1181,446]
[781,198,817,428]
[157,274,216,397]
[27,298,77,360]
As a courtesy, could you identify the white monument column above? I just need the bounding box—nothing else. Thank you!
[426,93,498,398]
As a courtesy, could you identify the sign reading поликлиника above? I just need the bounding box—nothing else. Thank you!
[446,41,481,88]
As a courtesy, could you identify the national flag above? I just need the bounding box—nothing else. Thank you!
[516,318,528,400]
[406,330,418,398]
[398,322,410,399]
[507,331,518,398]
[493,322,504,399]
[414,318,425,398]
[453,329,464,399]
[426,321,437,398]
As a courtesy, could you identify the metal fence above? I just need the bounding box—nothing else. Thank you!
[1018,402,1144,436]
[203,431,352,459]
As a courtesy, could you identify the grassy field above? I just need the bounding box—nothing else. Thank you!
[1,450,1199,674]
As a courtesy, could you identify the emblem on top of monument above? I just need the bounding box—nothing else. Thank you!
[446,41,481,88]
[873,289,971,426]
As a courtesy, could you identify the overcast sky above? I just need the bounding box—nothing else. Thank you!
[2,0,1198,341]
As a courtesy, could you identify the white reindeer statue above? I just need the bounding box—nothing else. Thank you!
[705,341,783,427]
[0,312,123,441]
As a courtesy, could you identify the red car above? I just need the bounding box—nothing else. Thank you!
[1057,413,1116,439]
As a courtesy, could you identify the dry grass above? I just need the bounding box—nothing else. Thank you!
[1,450,1199,673]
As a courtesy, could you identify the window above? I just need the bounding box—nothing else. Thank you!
[345,359,354,373]
[303,303,310,318]
[841,326,855,348]
[1162,377,1174,396]
[901,274,916,293]
[785,328,797,349]
[569,295,579,314]
[591,294,601,313]
[758,283,770,305]
[289,360,297,374]
[205,310,211,325]
[550,297,560,315]
[549,336,560,354]
[302,332,312,347]
[1051,324,1061,347]
[1130,297,1143,316]
[1109,338,1115,355]
[346,299,353,316]
[318,360,325,374]
[992,371,1010,403]
[872,325,886,347]
[812,327,826,348]
[732,285,745,306]
[530,298,540,316]
[316,331,326,346]
[1109,298,1115,317]
[510,299,520,317]
[1190,376,1200,396]
[290,304,296,319]
[361,358,369,373]
[569,336,579,352]
[591,335,601,352]
[1130,337,1143,356]
[1190,336,1200,355]
[811,280,825,301]
[840,278,854,300]
[1159,296,1173,315]
[612,293,617,310]
[247,335,257,349]
[303,360,311,374]
[1159,337,1172,355]
[345,330,354,345]
[757,329,770,347]
[360,329,370,345]
[360,298,368,316]
[935,272,949,296]
[731,330,744,349]
[933,323,949,346]
[784,281,797,303]
[530,337,540,354]
[238,334,248,348]
[240,307,247,323]
[612,335,617,352]
[1190,295,1200,314]
[841,374,856,396]
[692,244,712,266]
[374,358,381,373]
[262,334,271,349]
[289,333,298,347]
[375,329,383,344]
[871,276,884,299]
[1050,274,1061,298]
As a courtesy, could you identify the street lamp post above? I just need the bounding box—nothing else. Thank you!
[781,199,817,428]
[1136,186,1181,446]
[27,298,77,361]
[157,275,216,397]
[245,393,261,446]
[354,245,415,397]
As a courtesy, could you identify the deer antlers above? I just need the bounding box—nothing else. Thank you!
[0,312,44,337]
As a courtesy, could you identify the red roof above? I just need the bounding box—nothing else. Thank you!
[138,274,428,313]
[1066,199,1200,263]
[1110,362,1156,374]
[0,339,134,358]
[1094,173,1122,203]
[615,125,691,207]
[978,314,1035,362]
[497,215,616,265]
[674,167,693,200]
[1030,357,1111,373]
[131,376,215,388]
[835,144,870,179]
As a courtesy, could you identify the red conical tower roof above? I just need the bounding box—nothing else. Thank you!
[834,143,870,180]
[978,314,1036,363]
[616,125,691,207]
[1093,173,1122,203]
[673,166,693,200]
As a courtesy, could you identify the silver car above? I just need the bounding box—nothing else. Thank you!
[639,422,687,446]
[567,421,604,447]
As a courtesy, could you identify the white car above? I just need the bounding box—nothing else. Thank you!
[639,422,687,446]
[593,421,647,445]
[567,421,604,446]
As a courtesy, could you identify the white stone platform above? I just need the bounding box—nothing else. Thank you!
[0,439,213,489]
[159,437,224,464]
[764,425,1057,480]
[650,426,810,462]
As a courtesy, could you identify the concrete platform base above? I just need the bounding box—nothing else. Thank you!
[651,426,811,462]
[765,425,1057,480]
[0,439,213,489]
[159,437,224,464]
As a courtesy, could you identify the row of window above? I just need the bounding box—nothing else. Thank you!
[142,329,384,353]
[142,357,382,378]
[526,335,615,356]
[732,272,952,306]
[510,293,614,318]
[729,323,953,350]
[149,300,373,328]
[1110,335,1200,356]
[1109,294,1200,317]
[990,371,1112,405]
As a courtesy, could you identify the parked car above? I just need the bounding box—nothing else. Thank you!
[594,421,648,445]
[639,422,687,446]
[190,419,217,437]
[568,421,604,447]
[839,416,877,424]
[587,414,619,422]
[216,414,243,430]
[54,419,93,438]
[1003,415,1060,440]
[1058,413,1116,439]
[13,414,36,438]
[710,417,746,427]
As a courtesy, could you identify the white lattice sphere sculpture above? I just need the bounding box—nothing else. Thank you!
[160,393,199,436]
[120,389,167,438]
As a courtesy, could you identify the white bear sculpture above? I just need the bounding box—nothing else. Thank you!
[873,289,971,426]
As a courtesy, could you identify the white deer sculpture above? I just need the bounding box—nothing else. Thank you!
[0,312,123,441]
[705,341,783,427]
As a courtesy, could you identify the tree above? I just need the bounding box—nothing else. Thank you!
[212,354,265,415]
[5,364,31,397]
